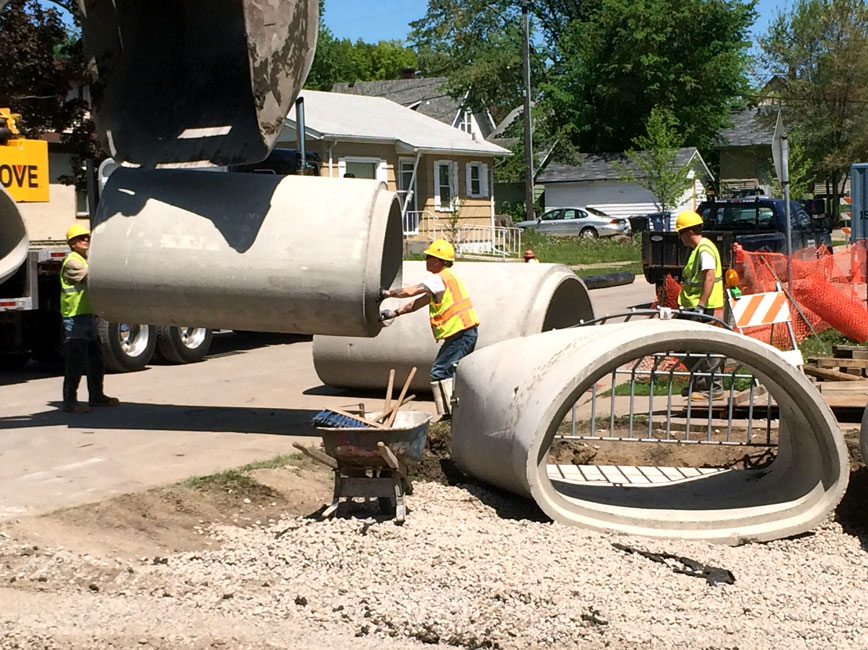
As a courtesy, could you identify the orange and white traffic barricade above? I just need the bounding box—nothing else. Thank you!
[728,285,803,366]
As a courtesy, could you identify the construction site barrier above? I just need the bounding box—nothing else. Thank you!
[313,261,593,393]
[658,242,868,346]
[89,169,403,337]
[451,320,849,543]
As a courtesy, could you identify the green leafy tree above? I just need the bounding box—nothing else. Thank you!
[766,126,813,201]
[760,0,868,221]
[0,0,98,189]
[306,1,417,91]
[409,0,537,122]
[616,107,694,217]
[543,0,756,153]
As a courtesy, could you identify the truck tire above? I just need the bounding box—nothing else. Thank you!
[154,326,213,364]
[97,319,156,373]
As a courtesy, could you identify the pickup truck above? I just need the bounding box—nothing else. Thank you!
[641,198,833,286]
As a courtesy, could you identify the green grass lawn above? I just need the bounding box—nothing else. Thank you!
[798,328,858,358]
[520,230,641,266]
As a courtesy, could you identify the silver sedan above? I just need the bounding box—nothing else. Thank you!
[516,207,631,238]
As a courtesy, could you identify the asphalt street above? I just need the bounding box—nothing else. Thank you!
[0,278,656,519]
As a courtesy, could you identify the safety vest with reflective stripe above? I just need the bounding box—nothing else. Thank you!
[429,268,480,341]
[60,251,93,317]
[678,237,724,309]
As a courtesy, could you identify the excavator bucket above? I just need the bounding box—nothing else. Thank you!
[77,0,318,167]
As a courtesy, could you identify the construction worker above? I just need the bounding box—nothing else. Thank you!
[524,249,540,263]
[60,224,119,413]
[675,209,724,398]
[379,239,479,418]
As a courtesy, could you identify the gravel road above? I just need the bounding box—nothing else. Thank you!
[2,479,868,650]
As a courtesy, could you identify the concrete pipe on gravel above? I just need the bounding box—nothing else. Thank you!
[451,320,849,543]
[313,261,593,392]
[0,186,29,285]
[89,168,403,337]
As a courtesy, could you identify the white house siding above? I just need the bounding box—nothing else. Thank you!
[15,151,84,242]
[544,179,707,228]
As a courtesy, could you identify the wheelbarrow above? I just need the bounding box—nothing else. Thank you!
[295,409,432,524]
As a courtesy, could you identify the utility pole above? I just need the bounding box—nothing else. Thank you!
[521,0,535,221]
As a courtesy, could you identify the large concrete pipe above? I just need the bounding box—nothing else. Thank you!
[78,0,318,167]
[89,168,403,337]
[451,320,849,543]
[313,261,593,392]
[0,186,28,285]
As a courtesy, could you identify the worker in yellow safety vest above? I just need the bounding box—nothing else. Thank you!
[675,210,724,398]
[379,239,480,418]
[676,210,724,313]
[60,224,120,413]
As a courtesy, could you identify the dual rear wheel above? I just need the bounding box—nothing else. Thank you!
[97,319,212,372]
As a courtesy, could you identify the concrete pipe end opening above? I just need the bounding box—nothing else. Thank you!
[451,321,849,544]
[313,262,593,393]
[0,186,29,285]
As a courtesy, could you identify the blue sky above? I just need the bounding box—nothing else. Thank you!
[323,0,790,44]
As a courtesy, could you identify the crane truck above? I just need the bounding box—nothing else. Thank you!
[1,0,401,362]
[0,108,214,371]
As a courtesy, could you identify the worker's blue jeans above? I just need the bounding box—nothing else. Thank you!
[62,314,106,407]
[430,325,478,381]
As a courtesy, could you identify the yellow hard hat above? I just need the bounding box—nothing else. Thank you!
[66,224,90,242]
[423,239,455,262]
[675,210,703,232]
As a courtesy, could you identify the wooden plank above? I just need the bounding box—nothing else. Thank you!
[731,384,769,405]
[803,365,866,382]
[832,344,868,358]
[822,394,868,409]
[808,357,868,370]
[817,381,868,395]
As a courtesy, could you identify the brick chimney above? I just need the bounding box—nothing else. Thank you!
[401,68,416,80]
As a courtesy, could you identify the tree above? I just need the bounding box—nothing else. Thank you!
[409,0,535,122]
[0,0,98,189]
[616,107,694,218]
[0,0,80,136]
[760,0,868,221]
[306,1,418,92]
[543,0,756,153]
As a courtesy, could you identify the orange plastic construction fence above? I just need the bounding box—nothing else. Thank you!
[652,241,868,347]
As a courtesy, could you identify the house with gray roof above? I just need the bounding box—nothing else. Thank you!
[332,77,496,143]
[537,147,712,224]
[715,107,776,196]
[278,90,510,239]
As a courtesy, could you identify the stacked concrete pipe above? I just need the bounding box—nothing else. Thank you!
[0,186,29,285]
[451,320,849,543]
[89,169,403,337]
[313,261,594,392]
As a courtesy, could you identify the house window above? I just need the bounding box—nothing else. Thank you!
[434,160,457,211]
[338,157,387,182]
[457,110,473,133]
[466,162,489,198]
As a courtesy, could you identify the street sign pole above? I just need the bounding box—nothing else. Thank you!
[772,110,793,284]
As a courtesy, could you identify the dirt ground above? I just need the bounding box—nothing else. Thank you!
[3,422,865,561]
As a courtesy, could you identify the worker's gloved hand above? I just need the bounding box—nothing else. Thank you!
[377,288,390,302]
[379,309,397,321]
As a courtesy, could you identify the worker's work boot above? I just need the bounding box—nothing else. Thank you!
[62,379,89,413]
[430,378,454,421]
[89,395,120,407]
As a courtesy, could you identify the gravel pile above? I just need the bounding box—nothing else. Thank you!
[2,481,868,649]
